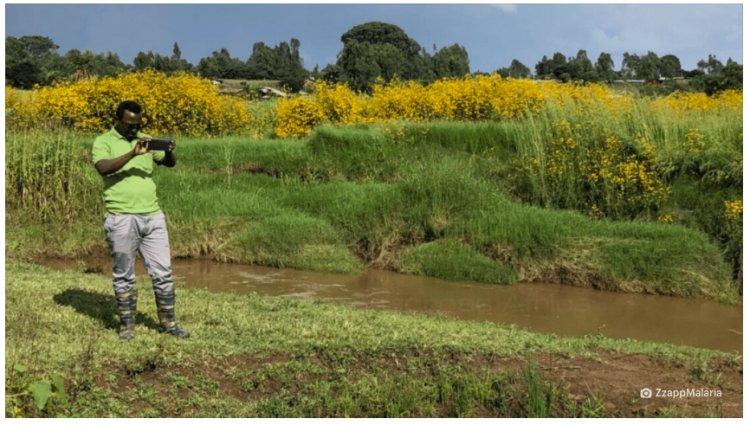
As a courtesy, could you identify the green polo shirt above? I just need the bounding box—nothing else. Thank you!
[92,128,167,215]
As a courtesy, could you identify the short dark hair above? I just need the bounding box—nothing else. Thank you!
[115,100,142,120]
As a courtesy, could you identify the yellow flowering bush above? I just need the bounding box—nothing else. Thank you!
[274,75,633,137]
[526,119,670,219]
[274,95,326,138]
[683,128,706,154]
[314,81,371,125]
[651,89,743,115]
[5,86,39,129]
[370,79,432,121]
[9,71,251,136]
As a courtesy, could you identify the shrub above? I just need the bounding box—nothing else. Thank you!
[8,70,252,136]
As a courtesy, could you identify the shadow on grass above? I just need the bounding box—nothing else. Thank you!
[53,289,160,331]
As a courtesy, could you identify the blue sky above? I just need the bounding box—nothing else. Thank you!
[5,3,743,73]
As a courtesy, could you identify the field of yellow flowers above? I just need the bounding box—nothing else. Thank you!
[7,71,741,140]
[6,70,251,135]
[274,76,741,138]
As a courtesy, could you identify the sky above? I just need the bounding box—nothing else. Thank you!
[4,3,744,74]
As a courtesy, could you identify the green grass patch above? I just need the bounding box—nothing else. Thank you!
[6,122,738,301]
[398,239,517,284]
[5,263,739,418]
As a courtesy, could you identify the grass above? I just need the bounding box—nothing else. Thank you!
[5,120,739,302]
[5,262,740,418]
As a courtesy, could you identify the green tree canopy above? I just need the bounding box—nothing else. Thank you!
[690,56,742,95]
[497,59,530,78]
[432,44,470,79]
[595,52,615,82]
[245,38,309,91]
[134,42,192,74]
[336,21,431,91]
[6,35,60,87]
[197,48,246,79]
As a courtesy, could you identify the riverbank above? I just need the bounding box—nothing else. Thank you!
[5,125,739,303]
[5,262,742,418]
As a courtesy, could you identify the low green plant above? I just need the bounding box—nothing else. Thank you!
[5,365,68,417]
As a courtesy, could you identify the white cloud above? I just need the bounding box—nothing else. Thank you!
[492,4,517,13]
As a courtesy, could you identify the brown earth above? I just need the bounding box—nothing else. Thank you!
[95,348,742,418]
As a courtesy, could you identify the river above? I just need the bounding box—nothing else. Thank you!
[40,257,742,353]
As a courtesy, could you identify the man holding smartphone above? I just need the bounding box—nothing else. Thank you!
[91,100,189,340]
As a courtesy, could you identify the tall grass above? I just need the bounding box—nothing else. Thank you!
[5,130,103,224]
[5,121,738,300]
[503,98,742,213]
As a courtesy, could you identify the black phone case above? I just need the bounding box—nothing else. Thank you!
[147,139,172,151]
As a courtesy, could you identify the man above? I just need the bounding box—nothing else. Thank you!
[92,100,189,340]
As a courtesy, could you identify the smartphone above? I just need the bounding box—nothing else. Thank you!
[146,138,173,151]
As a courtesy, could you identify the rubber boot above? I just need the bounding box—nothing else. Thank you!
[115,289,137,340]
[154,289,190,338]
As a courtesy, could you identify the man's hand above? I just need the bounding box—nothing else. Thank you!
[156,139,177,167]
[134,138,151,155]
[95,140,145,176]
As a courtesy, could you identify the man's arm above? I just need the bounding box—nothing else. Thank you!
[94,139,148,176]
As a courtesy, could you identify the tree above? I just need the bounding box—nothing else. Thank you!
[12,35,59,60]
[621,52,639,79]
[133,43,191,75]
[569,49,595,81]
[552,64,573,82]
[6,35,61,87]
[172,42,182,61]
[535,55,552,78]
[433,43,470,79]
[246,42,277,79]
[246,38,309,91]
[197,48,246,79]
[543,52,571,82]
[621,51,660,80]
[719,58,743,90]
[691,56,742,95]
[499,59,530,78]
[697,54,724,75]
[336,21,428,91]
[640,51,661,81]
[6,60,40,89]
[536,53,568,80]
[338,41,385,91]
[275,38,308,91]
[595,52,615,82]
[320,63,344,83]
[659,54,682,79]
[170,42,192,72]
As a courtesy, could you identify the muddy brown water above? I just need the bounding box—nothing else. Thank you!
[40,257,742,353]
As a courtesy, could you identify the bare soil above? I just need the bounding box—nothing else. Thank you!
[97,348,742,418]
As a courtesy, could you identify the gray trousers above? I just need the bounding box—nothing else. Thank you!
[104,213,174,294]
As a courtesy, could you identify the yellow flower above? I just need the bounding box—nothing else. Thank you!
[724,200,742,220]
[658,214,674,224]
